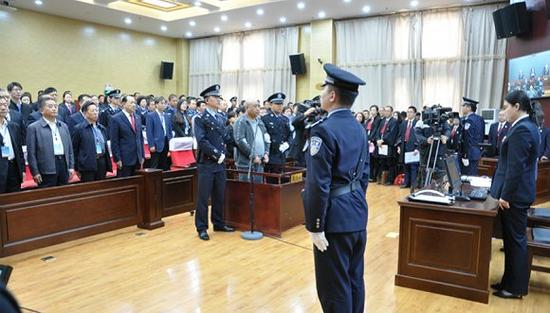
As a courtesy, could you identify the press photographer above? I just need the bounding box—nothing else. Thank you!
[288,96,325,167]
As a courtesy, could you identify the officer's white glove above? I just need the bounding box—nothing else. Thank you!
[218,154,226,164]
[310,231,329,252]
[462,158,469,167]
[279,142,290,153]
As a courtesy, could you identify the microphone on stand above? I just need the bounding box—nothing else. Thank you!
[241,122,263,241]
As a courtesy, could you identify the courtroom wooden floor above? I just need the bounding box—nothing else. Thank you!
[2,184,550,313]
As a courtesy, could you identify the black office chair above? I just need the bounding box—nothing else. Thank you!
[527,208,550,276]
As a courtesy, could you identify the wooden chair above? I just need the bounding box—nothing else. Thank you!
[527,208,550,275]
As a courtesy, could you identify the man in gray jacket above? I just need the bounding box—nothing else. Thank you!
[27,95,74,187]
[233,100,270,182]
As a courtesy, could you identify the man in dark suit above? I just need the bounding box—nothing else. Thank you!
[397,106,418,189]
[303,64,369,313]
[110,95,144,177]
[146,97,173,170]
[447,115,462,154]
[261,92,292,181]
[194,84,235,241]
[72,101,112,182]
[67,94,90,136]
[376,106,399,185]
[366,105,381,182]
[26,96,75,188]
[57,91,77,124]
[6,108,25,140]
[0,90,25,193]
[7,82,32,123]
[487,111,509,157]
[489,91,540,299]
[33,87,58,112]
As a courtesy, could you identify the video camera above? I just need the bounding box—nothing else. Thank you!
[421,104,453,136]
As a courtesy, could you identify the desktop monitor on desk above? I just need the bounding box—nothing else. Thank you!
[444,155,471,201]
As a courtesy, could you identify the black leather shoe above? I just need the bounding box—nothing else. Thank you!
[493,290,522,299]
[491,283,503,290]
[213,225,235,232]
[400,185,410,189]
[384,182,392,186]
[198,230,209,241]
[368,178,376,183]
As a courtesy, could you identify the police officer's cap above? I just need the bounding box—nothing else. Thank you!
[462,97,479,111]
[107,89,121,98]
[200,84,221,98]
[267,92,286,105]
[320,64,365,94]
[230,96,237,102]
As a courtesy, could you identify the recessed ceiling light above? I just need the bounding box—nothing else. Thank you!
[410,0,419,7]
[194,1,201,6]
[279,16,287,23]
[221,14,228,22]
[318,11,326,19]
[343,0,352,3]
[256,8,264,15]
[189,20,196,27]
[161,25,167,31]
[297,2,305,10]
[362,5,371,13]
[214,26,220,32]
[185,31,193,38]
[124,17,132,25]
[244,21,252,28]
[34,0,43,5]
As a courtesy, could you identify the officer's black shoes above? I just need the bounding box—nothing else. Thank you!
[368,178,376,183]
[198,230,210,241]
[493,290,523,299]
[491,282,502,290]
[213,225,235,232]
[400,185,410,189]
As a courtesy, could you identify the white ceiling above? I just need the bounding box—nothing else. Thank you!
[8,0,500,39]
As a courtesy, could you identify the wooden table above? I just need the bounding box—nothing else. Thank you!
[478,158,550,204]
[395,196,498,303]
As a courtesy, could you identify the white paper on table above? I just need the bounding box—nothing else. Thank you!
[404,151,420,164]
[378,144,388,156]
[464,176,492,188]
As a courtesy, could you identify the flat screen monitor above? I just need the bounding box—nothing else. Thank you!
[444,155,462,194]
[507,50,550,99]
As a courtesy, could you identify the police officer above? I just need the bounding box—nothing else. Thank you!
[303,64,369,313]
[261,92,292,182]
[194,84,234,241]
[460,97,485,175]
[99,89,122,136]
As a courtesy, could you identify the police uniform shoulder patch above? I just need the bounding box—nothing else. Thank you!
[464,122,470,130]
[310,136,323,156]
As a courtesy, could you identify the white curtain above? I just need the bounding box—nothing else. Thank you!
[335,4,506,112]
[189,27,299,101]
[189,37,222,97]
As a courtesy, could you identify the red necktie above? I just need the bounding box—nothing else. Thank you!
[381,120,389,135]
[497,124,502,143]
[405,121,412,142]
[130,114,136,132]
[451,127,457,138]
[367,120,372,131]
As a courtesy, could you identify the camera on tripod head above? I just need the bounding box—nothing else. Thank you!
[421,104,453,136]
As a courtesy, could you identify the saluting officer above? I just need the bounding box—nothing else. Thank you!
[460,97,485,175]
[303,64,369,313]
[194,84,235,241]
[261,92,292,181]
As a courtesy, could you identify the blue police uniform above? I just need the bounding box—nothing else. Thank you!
[99,90,122,138]
[460,97,485,175]
[194,84,234,240]
[489,114,540,297]
[261,92,292,178]
[303,64,369,313]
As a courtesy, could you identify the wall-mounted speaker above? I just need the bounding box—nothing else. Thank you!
[289,53,306,75]
[492,2,531,39]
[160,61,174,80]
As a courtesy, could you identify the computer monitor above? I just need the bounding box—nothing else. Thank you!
[444,155,462,194]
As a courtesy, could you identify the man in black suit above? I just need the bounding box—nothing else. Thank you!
[447,115,462,154]
[397,106,418,189]
[487,111,509,157]
[376,106,399,185]
[7,82,32,123]
[6,108,25,140]
[67,94,90,136]
[72,100,112,182]
[0,89,25,193]
[110,95,144,177]
[366,105,381,182]
[57,91,77,124]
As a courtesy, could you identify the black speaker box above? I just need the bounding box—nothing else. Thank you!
[546,0,550,19]
[492,2,531,39]
[289,53,306,75]
[160,61,174,80]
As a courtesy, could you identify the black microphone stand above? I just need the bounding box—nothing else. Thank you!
[240,121,263,240]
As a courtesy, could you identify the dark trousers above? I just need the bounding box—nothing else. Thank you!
[460,159,479,176]
[0,160,21,193]
[380,156,397,184]
[369,155,378,180]
[499,202,530,295]
[314,231,366,313]
[403,162,419,188]
[149,138,170,171]
[39,156,68,188]
[80,156,108,182]
[117,164,138,177]
[195,163,226,232]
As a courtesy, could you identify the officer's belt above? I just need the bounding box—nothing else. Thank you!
[330,181,362,197]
